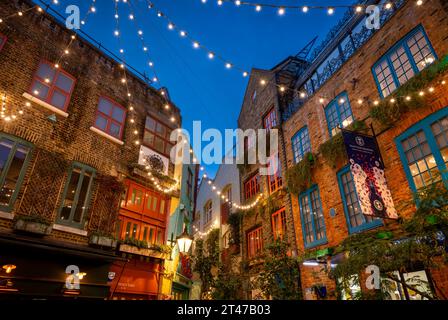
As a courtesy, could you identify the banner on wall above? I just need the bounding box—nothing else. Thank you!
[342,129,398,219]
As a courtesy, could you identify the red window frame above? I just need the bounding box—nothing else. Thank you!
[29,60,76,112]
[117,217,165,245]
[244,173,260,200]
[143,115,174,157]
[121,180,168,222]
[263,108,277,130]
[247,227,263,259]
[268,156,283,193]
[0,33,7,51]
[271,208,287,241]
[94,96,127,140]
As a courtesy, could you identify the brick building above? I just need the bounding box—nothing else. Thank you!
[237,57,309,298]
[0,0,181,299]
[279,0,448,299]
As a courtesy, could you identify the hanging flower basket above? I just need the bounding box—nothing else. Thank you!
[13,215,52,236]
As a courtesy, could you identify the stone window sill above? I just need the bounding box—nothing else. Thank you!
[22,92,69,118]
[89,126,124,145]
[53,223,88,236]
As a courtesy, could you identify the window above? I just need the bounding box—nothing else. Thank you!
[247,227,263,259]
[373,26,436,98]
[263,108,277,130]
[337,166,382,234]
[94,97,126,139]
[0,134,33,211]
[29,61,76,111]
[271,208,287,241]
[58,163,96,228]
[117,217,164,245]
[299,186,327,248]
[325,92,354,137]
[267,155,282,193]
[395,107,448,192]
[204,200,213,225]
[291,126,311,163]
[0,33,7,51]
[186,168,193,201]
[143,116,174,157]
[244,173,260,200]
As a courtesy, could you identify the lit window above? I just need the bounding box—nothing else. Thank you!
[29,61,76,111]
[267,155,282,193]
[143,116,174,157]
[204,200,213,225]
[271,208,287,241]
[373,26,436,98]
[395,107,448,192]
[299,186,327,248]
[58,163,95,228]
[0,133,33,212]
[291,126,311,163]
[247,227,263,258]
[94,97,126,139]
[325,92,354,137]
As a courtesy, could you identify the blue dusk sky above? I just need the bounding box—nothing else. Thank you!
[38,0,353,177]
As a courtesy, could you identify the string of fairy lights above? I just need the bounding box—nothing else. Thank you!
[196,0,425,15]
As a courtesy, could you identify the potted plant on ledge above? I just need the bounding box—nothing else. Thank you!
[13,214,53,236]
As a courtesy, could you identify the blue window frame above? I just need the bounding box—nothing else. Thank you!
[299,185,327,248]
[395,107,448,193]
[57,162,96,228]
[372,25,437,98]
[325,92,354,137]
[291,126,311,163]
[0,133,33,212]
[337,166,383,234]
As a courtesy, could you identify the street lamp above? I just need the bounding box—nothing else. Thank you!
[176,226,193,254]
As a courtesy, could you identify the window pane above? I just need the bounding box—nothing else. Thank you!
[159,199,165,214]
[112,106,125,123]
[154,137,165,154]
[0,138,14,177]
[95,115,108,131]
[31,81,50,99]
[73,171,92,223]
[36,62,55,82]
[109,122,121,138]
[50,90,67,110]
[98,98,112,115]
[145,117,156,131]
[60,170,81,221]
[143,131,155,146]
[55,73,74,92]
[0,143,30,206]
[156,123,166,137]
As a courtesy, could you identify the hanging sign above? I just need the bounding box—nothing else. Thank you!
[342,130,398,219]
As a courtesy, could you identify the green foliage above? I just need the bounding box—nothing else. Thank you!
[227,211,243,246]
[120,237,149,249]
[329,182,448,300]
[14,214,52,226]
[150,243,173,254]
[319,120,368,168]
[206,228,221,265]
[254,240,302,300]
[211,264,244,300]
[285,152,315,195]
[370,55,448,126]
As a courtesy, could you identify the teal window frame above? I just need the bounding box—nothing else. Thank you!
[324,92,354,137]
[0,133,34,212]
[299,185,327,249]
[372,25,437,99]
[57,162,96,228]
[395,107,448,193]
[291,126,311,163]
[337,166,383,234]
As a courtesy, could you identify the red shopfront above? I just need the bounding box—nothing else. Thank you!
[110,179,170,300]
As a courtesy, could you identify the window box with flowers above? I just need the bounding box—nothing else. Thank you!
[89,231,118,249]
[13,214,53,236]
[118,238,171,260]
